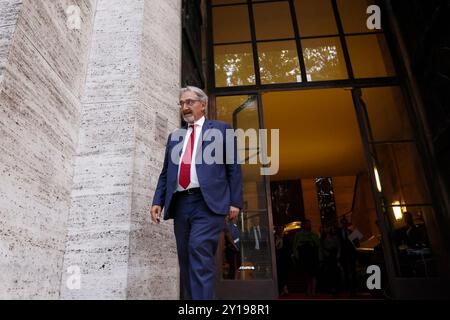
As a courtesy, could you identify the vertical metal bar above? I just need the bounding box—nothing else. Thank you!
[209,94,217,120]
[288,0,308,82]
[349,174,360,217]
[206,0,216,90]
[384,2,450,277]
[383,0,450,268]
[256,92,278,299]
[331,0,355,79]
[247,0,262,87]
[351,88,401,283]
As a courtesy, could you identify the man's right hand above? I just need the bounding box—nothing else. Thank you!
[151,205,162,224]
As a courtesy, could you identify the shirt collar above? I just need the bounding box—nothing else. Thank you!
[194,116,205,127]
[187,116,205,129]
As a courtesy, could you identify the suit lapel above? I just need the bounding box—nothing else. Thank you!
[195,119,213,164]
[201,119,214,141]
[168,128,185,185]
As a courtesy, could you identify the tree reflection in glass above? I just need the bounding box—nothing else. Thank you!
[302,37,348,81]
[258,41,301,84]
[214,44,256,87]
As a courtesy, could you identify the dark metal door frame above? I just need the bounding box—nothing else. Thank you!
[204,0,450,299]
[213,92,278,300]
[352,87,450,299]
[351,88,401,290]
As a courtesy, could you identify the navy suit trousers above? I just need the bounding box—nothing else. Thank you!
[172,191,225,300]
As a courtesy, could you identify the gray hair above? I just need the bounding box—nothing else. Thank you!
[180,86,208,105]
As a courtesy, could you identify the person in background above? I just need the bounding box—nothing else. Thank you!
[402,211,429,249]
[337,217,359,296]
[293,219,320,296]
[247,216,269,278]
[319,226,341,294]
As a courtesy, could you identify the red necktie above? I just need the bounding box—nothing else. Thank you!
[179,124,195,189]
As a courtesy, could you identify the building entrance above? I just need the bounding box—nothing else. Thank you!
[264,88,385,298]
[202,0,449,299]
[213,86,442,299]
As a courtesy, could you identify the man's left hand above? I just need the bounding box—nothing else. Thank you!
[228,206,240,220]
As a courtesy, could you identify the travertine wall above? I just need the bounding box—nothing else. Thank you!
[60,0,181,299]
[0,0,22,83]
[1,0,180,299]
[127,0,181,299]
[0,0,96,298]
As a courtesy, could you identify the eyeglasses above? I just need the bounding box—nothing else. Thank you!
[178,99,201,107]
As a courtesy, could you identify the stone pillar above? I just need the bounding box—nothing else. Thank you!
[0,0,96,299]
[0,0,22,83]
[127,0,181,300]
[60,0,181,299]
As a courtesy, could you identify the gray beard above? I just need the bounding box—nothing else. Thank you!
[183,114,195,124]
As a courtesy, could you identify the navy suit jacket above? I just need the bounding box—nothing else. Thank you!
[248,225,269,250]
[152,119,243,220]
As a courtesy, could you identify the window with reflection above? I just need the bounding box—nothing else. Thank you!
[216,95,273,281]
[374,142,431,206]
[302,37,348,81]
[211,0,397,86]
[361,87,413,141]
[216,95,250,126]
[360,86,439,278]
[258,41,301,84]
[214,44,256,87]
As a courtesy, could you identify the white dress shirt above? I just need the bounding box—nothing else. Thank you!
[253,225,262,250]
[176,116,205,191]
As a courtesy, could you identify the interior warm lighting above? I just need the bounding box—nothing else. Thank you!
[283,221,302,233]
[392,201,403,221]
[346,34,396,78]
[374,167,382,192]
[262,89,366,178]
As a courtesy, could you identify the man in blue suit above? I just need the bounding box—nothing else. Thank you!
[150,86,243,300]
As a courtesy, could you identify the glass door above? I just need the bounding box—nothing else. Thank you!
[352,87,447,298]
[214,94,278,300]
